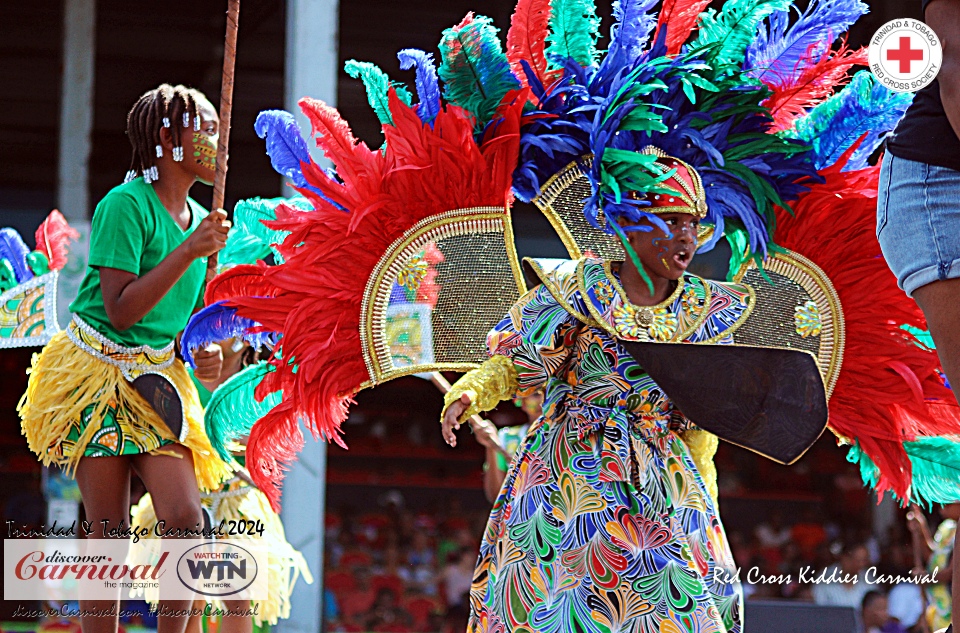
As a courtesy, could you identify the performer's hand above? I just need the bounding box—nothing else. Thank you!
[193,343,224,382]
[907,507,929,533]
[442,393,473,448]
[185,208,230,260]
[470,417,501,450]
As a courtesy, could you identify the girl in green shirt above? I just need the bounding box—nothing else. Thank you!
[19,84,233,633]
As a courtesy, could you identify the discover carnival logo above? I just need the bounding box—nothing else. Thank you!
[869,18,942,93]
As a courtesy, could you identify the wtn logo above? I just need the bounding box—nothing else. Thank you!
[177,543,259,597]
[185,559,247,581]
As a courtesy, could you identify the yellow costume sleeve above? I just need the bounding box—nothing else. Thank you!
[442,355,519,423]
[680,428,719,504]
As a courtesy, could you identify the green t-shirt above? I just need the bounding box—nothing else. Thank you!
[70,178,208,348]
[188,368,213,408]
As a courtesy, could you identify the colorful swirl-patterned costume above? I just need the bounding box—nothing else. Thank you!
[449,260,747,632]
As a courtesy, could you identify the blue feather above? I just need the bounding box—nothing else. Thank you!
[0,229,33,283]
[181,301,275,368]
[790,71,913,170]
[397,49,441,126]
[606,0,659,69]
[746,0,868,84]
[254,110,325,195]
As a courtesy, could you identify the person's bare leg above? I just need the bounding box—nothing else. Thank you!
[219,599,253,633]
[913,278,960,405]
[133,445,204,633]
[183,600,206,633]
[76,456,132,633]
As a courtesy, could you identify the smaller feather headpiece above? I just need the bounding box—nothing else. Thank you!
[205,361,283,463]
[35,210,80,272]
[181,301,276,368]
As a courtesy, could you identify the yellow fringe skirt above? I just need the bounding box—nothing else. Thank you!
[19,318,232,491]
[131,479,313,626]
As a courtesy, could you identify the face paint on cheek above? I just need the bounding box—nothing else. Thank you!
[192,132,218,172]
[652,235,671,270]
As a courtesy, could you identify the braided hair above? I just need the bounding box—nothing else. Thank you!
[124,83,211,182]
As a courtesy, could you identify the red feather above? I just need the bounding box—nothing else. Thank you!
[654,0,712,56]
[774,143,960,501]
[763,42,867,132]
[34,210,79,271]
[218,90,523,511]
[506,0,556,88]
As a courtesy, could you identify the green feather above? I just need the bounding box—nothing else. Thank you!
[847,438,960,510]
[545,0,600,69]
[205,361,283,463]
[438,14,520,127]
[724,224,750,281]
[221,197,311,267]
[344,60,413,127]
[689,0,793,72]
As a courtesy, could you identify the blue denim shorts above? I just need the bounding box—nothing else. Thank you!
[877,153,960,297]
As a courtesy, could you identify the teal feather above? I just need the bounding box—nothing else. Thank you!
[438,14,521,127]
[344,60,413,127]
[545,0,600,69]
[205,361,283,463]
[220,197,311,267]
[689,0,793,71]
[848,438,960,509]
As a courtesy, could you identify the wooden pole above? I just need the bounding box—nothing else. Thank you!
[207,0,240,281]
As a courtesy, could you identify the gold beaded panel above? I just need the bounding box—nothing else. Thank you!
[533,157,715,259]
[361,207,527,386]
[532,157,625,260]
[733,251,845,398]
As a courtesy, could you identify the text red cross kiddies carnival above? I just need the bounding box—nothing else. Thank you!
[887,36,924,74]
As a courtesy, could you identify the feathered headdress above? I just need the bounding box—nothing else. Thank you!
[0,211,77,348]
[215,0,960,510]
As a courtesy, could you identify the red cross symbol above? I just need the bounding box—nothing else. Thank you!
[887,36,924,74]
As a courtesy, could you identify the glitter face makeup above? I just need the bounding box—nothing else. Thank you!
[192,131,217,173]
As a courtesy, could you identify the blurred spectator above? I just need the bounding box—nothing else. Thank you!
[408,531,436,568]
[362,588,413,632]
[403,532,439,595]
[862,590,908,633]
[438,527,476,567]
[887,582,924,632]
[813,542,876,609]
[441,548,476,610]
[756,511,792,549]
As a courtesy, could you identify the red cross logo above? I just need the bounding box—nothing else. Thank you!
[887,36,924,74]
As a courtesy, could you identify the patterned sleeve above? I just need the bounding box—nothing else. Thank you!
[486,283,581,396]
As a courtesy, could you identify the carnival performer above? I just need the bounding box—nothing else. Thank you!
[194,0,960,631]
[442,166,743,630]
[19,83,233,633]
[131,337,313,633]
[130,194,315,633]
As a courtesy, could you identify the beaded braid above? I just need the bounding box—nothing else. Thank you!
[124,83,209,183]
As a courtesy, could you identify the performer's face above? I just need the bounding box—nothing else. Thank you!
[623,213,698,281]
[186,101,219,185]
